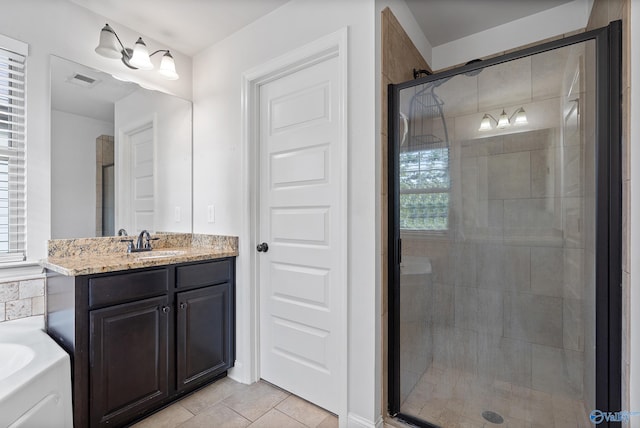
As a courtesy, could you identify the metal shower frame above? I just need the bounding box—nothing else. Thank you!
[387,20,622,428]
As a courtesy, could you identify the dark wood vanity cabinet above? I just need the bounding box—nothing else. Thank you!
[176,283,233,390]
[45,257,235,428]
[175,260,235,391]
[90,296,170,427]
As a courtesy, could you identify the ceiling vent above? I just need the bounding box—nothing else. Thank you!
[66,72,100,88]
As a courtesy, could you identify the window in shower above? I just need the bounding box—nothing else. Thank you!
[399,75,451,232]
[399,146,449,231]
[388,21,621,428]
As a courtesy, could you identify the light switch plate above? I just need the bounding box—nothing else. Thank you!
[207,205,215,223]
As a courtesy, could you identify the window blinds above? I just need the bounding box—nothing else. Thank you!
[0,47,26,261]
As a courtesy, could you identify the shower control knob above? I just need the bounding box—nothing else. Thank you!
[256,242,269,253]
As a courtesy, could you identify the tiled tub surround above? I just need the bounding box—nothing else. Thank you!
[0,277,45,323]
[42,233,238,276]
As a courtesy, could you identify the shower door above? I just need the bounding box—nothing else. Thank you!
[388,21,621,428]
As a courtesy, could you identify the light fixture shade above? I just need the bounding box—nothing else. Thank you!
[129,37,154,70]
[158,51,179,80]
[93,24,181,79]
[513,107,528,125]
[95,24,122,59]
[478,114,492,131]
[497,109,510,129]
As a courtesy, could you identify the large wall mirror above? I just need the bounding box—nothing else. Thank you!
[50,55,192,239]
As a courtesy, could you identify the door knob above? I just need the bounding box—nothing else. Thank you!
[256,242,269,253]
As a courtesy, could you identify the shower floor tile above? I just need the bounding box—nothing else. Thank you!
[399,366,592,427]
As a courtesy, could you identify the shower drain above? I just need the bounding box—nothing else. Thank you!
[482,410,504,424]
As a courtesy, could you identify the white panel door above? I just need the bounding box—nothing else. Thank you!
[129,124,154,233]
[259,54,343,413]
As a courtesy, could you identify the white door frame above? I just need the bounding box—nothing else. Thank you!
[115,114,158,234]
[239,28,348,424]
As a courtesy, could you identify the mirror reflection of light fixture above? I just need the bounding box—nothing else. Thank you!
[95,23,179,80]
[478,107,528,131]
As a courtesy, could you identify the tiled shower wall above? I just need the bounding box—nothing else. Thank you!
[0,277,45,323]
[399,271,432,401]
[403,127,591,400]
[96,134,115,236]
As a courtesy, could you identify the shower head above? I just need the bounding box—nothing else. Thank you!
[464,59,483,76]
[413,68,432,79]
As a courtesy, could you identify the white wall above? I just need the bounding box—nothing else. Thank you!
[192,0,378,425]
[629,0,639,416]
[114,89,192,235]
[431,0,591,70]
[0,0,192,263]
[51,110,112,239]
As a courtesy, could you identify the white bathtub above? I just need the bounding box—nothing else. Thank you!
[0,316,72,428]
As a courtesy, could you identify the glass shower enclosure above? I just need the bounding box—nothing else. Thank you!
[387,21,621,428]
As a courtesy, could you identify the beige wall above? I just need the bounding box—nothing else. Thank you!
[380,6,430,417]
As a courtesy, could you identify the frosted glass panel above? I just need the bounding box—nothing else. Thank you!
[396,40,596,427]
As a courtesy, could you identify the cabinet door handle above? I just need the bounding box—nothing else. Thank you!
[162,306,171,314]
[180,302,187,310]
[257,242,269,253]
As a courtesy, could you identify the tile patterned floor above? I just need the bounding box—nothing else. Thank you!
[132,377,338,428]
[132,368,594,428]
[398,365,593,428]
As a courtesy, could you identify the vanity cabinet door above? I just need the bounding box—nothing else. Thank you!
[89,295,170,427]
[176,282,233,390]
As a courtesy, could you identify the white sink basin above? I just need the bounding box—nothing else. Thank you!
[134,250,186,260]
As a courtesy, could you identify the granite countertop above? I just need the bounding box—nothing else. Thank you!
[40,234,238,276]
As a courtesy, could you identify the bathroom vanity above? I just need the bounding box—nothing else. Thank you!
[41,234,238,428]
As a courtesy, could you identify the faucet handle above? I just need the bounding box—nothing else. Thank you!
[120,239,135,253]
[145,236,160,249]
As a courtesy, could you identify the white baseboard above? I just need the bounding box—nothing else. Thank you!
[227,361,251,384]
[347,413,384,428]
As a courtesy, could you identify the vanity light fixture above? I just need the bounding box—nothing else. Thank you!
[478,107,528,131]
[95,23,179,80]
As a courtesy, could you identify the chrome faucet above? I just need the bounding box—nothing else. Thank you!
[117,228,128,236]
[121,230,159,253]
[136,230,154,251]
